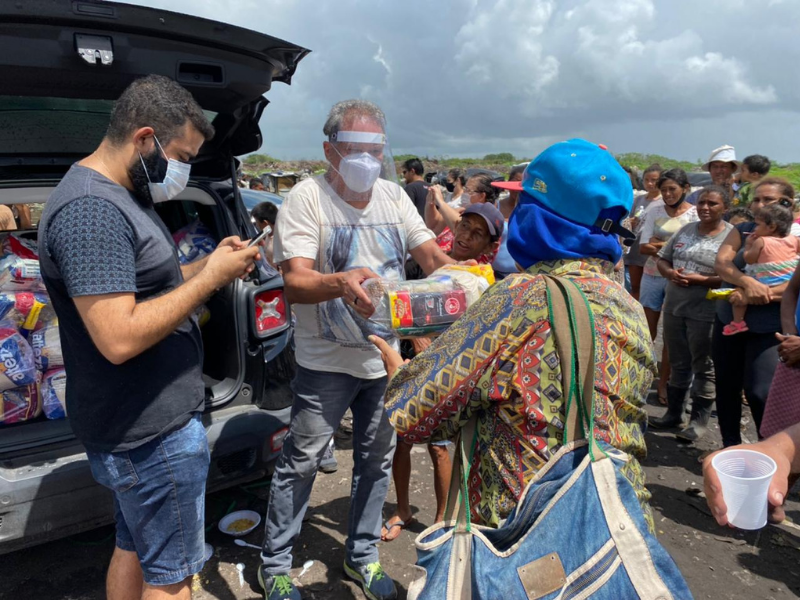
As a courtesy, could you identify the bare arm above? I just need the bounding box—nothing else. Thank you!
[425,186,463,235]
[705,421,800,527]
[180,236,248,281]
[639,238,666,256]
[656,258,673,278]
[74,245,259,365]
[424,190,446,235]
[180,256,209,281]
[742,237,763,265]
[715,227,771,304]
[408,239,456,276]
[436,197,463,234]
[781,262,800,334]
[281,257,378,318]
[17,205,32,229]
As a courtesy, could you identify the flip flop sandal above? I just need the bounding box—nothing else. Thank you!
[381,516,417,542]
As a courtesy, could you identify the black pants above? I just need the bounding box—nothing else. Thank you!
[712,319,779,446]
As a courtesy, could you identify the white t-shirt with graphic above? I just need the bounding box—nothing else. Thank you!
[274,175,435,379]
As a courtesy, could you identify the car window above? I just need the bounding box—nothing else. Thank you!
[0,96,217,157]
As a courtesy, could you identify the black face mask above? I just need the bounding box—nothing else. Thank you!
[667,192,687,209]
[445,182,455,193]
[128,146,167,206]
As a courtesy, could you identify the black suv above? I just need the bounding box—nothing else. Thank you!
[0,0,308,554]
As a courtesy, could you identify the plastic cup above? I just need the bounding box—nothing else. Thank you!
[711,449,777,530]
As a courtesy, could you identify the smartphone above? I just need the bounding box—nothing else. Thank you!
[247,228,270,248]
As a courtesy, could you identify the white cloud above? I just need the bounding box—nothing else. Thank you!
[126,0,800,162]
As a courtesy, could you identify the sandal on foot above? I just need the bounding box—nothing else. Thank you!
[722,321,749,336]
[381,516,416,542]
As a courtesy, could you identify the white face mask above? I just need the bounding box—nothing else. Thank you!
[331,145,382,193]
[140,136,191,203]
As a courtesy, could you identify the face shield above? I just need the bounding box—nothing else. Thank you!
[328,130,398,198]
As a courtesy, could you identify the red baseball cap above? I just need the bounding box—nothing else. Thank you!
[491,179,523,192]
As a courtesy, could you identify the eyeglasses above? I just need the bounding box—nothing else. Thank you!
[753,196,788,204]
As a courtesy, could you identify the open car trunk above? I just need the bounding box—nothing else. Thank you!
[0,0,307,455]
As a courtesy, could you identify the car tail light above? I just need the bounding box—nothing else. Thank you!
[254,290,288,336]
[270,426,289,453]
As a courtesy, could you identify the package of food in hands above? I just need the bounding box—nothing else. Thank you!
[0,234,44,292]
[0,384,41,425]
[0,326,39,391]
[41,368,67,420]
[362,264,494,338]
[705,288,735,300]
[31,318,63,371]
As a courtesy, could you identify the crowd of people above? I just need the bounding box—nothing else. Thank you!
[40,73,800,600]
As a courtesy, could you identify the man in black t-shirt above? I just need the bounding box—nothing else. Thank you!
[402,157,430,217]
[39,76,259,600]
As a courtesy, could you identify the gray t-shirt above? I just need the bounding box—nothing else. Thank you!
[658,221,733,322]
[39,165,204,452]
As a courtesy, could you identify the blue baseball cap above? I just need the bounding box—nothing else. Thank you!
[517,139,634,240]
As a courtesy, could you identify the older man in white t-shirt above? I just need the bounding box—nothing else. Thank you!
[258,100,454,600]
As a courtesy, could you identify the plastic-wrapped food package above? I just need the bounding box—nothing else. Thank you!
[31,319,63,371]
[41,368,66,420]
[0,234,44,292]
[0,384,41,424]
[0,292,50,332]
[172,220,217,265]
[0,327,38,390]
[363,265,494,338]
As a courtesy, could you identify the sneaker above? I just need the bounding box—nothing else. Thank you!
[258,566,301,600]
[344,561,397,600]
[319,438,338,473]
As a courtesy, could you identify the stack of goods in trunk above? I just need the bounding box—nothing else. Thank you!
[0,234,66,425]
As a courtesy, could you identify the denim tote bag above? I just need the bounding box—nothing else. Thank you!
[407,276,693,600]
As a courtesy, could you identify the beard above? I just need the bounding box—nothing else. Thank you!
[127,148,165,207]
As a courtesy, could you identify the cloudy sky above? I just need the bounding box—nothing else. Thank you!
[130,0,800,163]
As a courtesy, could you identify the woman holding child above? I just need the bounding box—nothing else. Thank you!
[713,177,798,447]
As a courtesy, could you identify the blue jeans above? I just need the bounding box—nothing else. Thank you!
[261,366,396,574]
[86,414,209,586]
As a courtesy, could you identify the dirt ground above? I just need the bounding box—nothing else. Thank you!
[2,397,799,600]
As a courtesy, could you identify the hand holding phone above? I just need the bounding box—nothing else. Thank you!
[248,228,270,248]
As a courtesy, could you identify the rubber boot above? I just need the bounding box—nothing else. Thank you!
[648,386,688,429]
[676,397,714,443]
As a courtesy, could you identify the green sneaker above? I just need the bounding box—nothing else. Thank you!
[258,566,301,600]
[343,560,397,600]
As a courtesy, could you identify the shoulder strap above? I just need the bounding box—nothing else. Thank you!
[543,275,601,460]
[443,415,477,533]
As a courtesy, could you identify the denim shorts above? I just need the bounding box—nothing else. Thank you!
[639,273,668,311]
[86,414,210,586]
